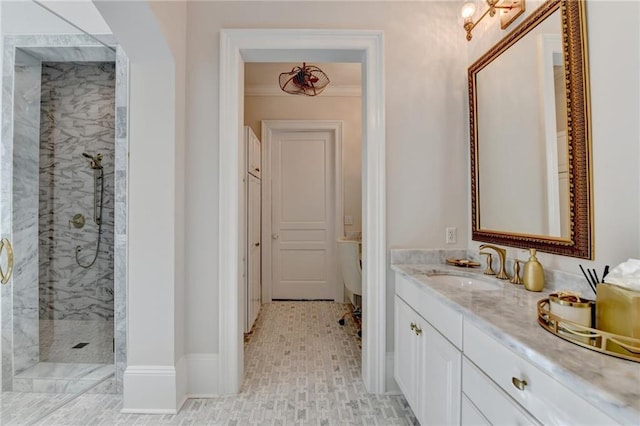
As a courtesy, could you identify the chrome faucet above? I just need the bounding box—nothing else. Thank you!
[479,244,511,280]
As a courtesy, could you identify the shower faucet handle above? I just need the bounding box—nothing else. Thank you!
[69,213,86,229]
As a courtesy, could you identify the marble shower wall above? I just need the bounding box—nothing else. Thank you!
[38,62,115,321]
[114,46,128,394]
[9,50,43,376]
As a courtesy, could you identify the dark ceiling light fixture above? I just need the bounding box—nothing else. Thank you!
[279,63,330,96]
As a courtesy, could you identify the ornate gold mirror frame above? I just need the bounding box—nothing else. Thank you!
[469,0,593,259]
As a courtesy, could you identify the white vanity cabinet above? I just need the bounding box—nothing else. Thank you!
[463,319,618,426]
[394,271,622,426]
[394,275,462,426]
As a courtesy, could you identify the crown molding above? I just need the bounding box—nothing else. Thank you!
[245,84,361,97]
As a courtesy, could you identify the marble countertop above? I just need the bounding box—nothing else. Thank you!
[392,263,640,425]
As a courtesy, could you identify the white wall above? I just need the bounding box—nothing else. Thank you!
[93,0,187,412]
[244,93,363,233]
[1,1,80,34]
[466,2,640,275]
[185,1,468,361]
[1,0,108,35]
[147,0,187,404]
[37,0,111,34]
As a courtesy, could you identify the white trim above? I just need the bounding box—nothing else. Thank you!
[246,84,361,97]
[185,353,219,397]
[121,366,182,413]
[261,120,344,303]
[219,28,386,395]
[385,352,401,395]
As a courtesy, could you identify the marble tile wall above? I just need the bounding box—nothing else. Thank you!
[113,46,128,394]
[10,49,42,376]
[38,62,116,322]
[1,40,19,392]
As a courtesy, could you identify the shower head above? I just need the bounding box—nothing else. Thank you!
[82,152,103,169]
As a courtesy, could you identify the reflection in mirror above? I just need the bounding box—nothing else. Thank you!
[476,10,565,237]
[469,0,593,259]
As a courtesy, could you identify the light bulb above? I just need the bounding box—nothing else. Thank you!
[461,1,477,19]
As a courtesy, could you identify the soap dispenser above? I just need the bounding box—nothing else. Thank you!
[523,249,545,292]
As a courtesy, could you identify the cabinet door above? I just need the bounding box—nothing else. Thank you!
[394,296,419,409]
[246,174,261,331]
[247,126,261,178]
[420,323,462,426]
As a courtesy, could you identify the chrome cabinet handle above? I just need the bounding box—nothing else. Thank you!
[0,238,14,285]
[512,377,528,391]
[410,322,416,331]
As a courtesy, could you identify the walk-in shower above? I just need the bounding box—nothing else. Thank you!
[38,61,116,368]
[0,2,129,409]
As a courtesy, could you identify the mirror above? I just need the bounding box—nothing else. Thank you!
[469,0,593,259]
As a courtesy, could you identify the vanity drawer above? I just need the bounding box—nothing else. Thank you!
[395,273,462,348]
[461,394,490,426]
[463,319,619,425]
[462,357,539,426]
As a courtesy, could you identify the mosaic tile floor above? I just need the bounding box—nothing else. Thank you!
[2,302,416,425]
[39,320,114,364]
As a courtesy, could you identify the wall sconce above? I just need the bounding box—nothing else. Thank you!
[461,0,525,41]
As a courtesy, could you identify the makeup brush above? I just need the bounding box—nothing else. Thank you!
[579,265,596,295]
[587,268,598,290]
[603,265,610,280]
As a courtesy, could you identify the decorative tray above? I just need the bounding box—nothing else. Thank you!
[537,298,640,363]
[446,258,480,268]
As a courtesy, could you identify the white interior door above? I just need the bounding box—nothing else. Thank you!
[271,130,336,300]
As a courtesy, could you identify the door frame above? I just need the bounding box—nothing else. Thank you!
[261,120,344,304]
[218,29,386,395]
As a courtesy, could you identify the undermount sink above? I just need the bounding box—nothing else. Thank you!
[426,273,501,291]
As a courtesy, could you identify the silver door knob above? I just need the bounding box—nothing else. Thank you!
[272,233,279,240]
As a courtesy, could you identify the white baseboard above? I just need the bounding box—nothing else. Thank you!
[121,355,219,413]
[176,356,188,407]
[122,365,181,413]
[185,353,219,397]
[385,352,401,395]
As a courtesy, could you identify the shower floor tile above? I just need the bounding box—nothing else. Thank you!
[15,362,109,380]
[14,362,114,394]
[39,319,114,364]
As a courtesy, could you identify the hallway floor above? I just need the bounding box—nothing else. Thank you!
[1,301,415,425]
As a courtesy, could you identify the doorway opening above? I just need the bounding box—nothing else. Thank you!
[218,29,386,395]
